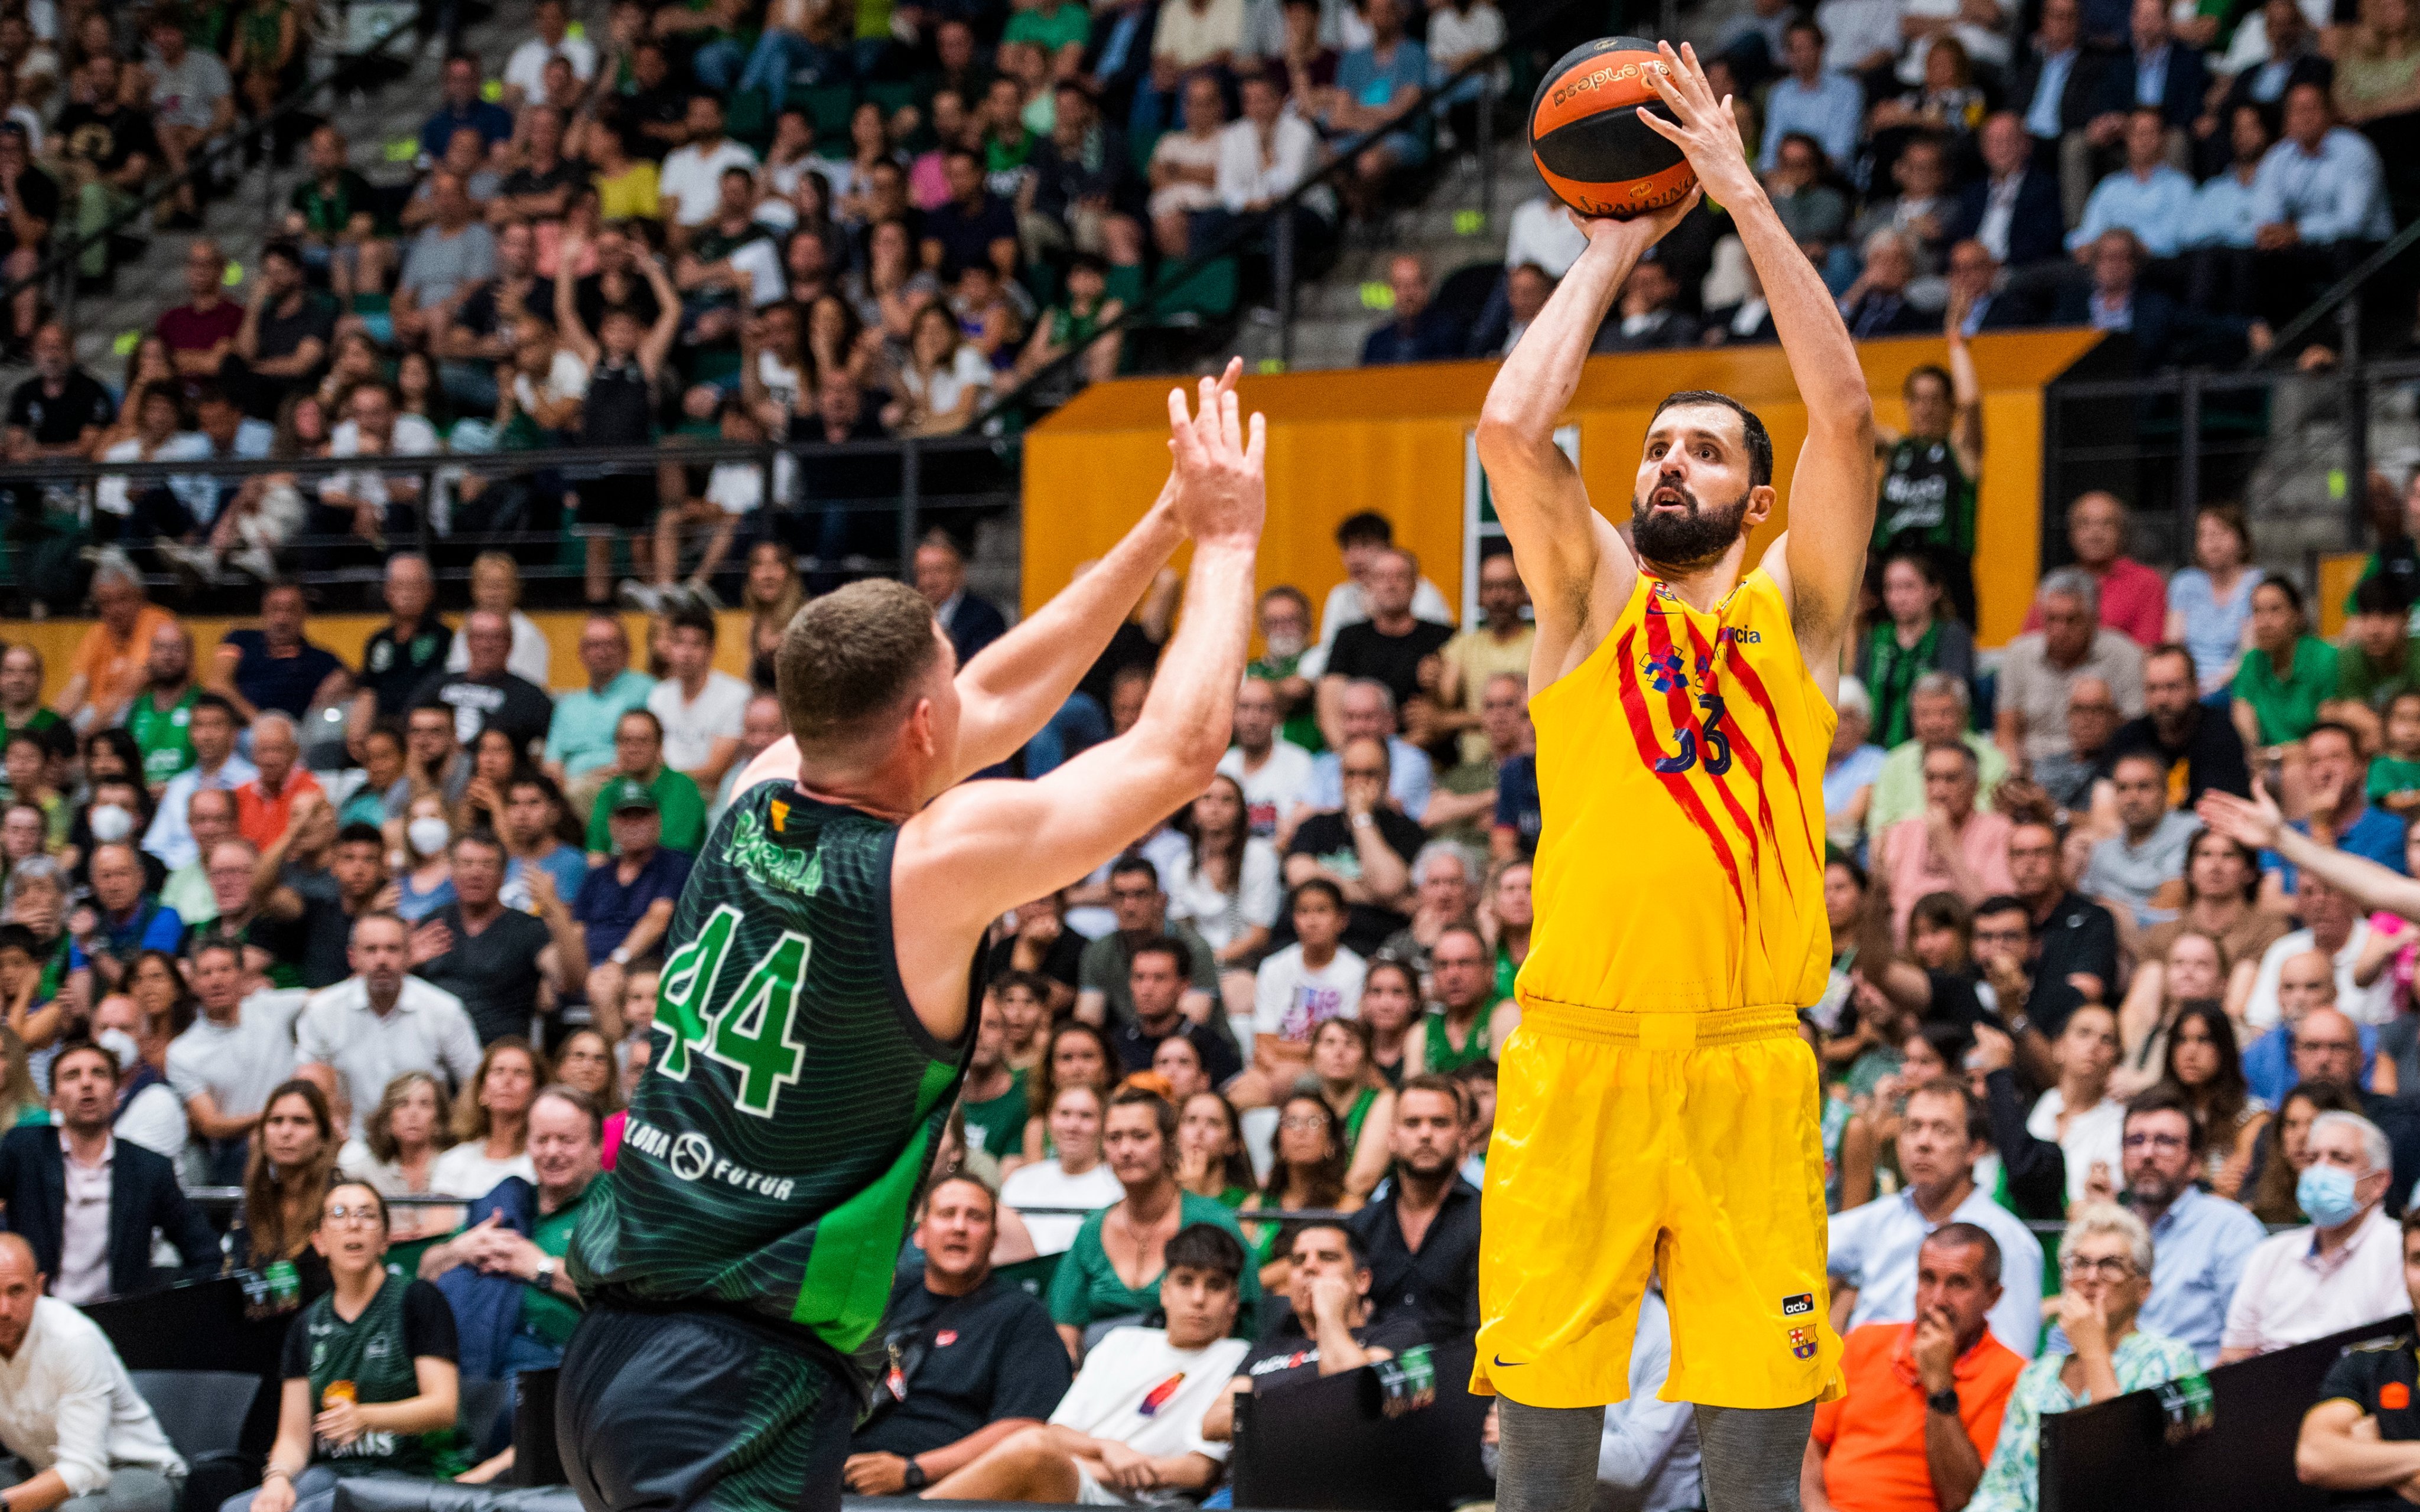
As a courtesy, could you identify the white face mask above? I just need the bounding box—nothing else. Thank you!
[96,1027,141,1071]
[1263,629,1305,660]
[88,805,132,844]
[407,817,453,858]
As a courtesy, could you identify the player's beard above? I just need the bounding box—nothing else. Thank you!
[1630,482,1752,572]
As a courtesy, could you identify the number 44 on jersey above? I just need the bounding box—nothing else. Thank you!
[651,904,812,1117]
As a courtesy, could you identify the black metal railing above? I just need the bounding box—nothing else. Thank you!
[0,431,1019,601]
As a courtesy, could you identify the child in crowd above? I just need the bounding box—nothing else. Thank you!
[2369,690,2420,816]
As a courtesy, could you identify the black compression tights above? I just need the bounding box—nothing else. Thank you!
[1495,1396,1817,1512]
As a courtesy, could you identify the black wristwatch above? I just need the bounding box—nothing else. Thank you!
[900,1459,928,1492]
[1926,1388,1962,1416]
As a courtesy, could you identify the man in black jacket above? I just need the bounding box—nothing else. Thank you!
[1948,115,2068,272]
[0,1042,216,1302]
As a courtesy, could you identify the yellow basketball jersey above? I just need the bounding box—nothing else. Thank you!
[1519,567,1836,1018]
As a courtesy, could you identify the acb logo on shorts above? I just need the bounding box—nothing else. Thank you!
[1782,1292,1814,1317]
[1787,1327,1818,1360]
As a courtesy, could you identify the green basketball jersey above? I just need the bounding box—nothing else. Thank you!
[570,782,972,1374]
[125,688,198,787]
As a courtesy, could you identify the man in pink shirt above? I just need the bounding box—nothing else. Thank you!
[1880,741,2017,940]
[2024,491,2167,646]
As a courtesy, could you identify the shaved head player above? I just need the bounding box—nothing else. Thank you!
[1472,44,1873,1512]
[558,367,1267,1512]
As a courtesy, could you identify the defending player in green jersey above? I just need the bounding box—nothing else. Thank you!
[558,363,1269,1512]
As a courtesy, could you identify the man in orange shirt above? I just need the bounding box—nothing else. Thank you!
[231,712,321,849]
[1802,1224,2027,1512]
[54,563,177,731]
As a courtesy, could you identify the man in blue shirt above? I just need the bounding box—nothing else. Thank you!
[66,842,184,999]
[417,54,513,167]
[1361,253,1458,366]
[2068,109,2198,259]
[2185,104,2273,314]
[571,778,692,1015]
[2112,1087,2265,1366]
[213,579,349,722]
[1326,0,1429,218]
[544,613,658,816]
[2252,80,2392,320]
[1758,18,1862,170]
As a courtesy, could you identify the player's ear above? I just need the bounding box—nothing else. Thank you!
[1745,483,1777,526]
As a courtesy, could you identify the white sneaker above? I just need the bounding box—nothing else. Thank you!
[617,579,666,613]
[156,538,217,588]
[681,577,722,610]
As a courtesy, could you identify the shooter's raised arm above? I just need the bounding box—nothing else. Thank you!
[1474,189,1699,691]
[1642,42,1875,690]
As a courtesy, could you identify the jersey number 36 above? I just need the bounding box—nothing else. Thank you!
[651,904,811,1117]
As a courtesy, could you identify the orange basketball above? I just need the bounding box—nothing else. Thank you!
[1528,37,1697,221]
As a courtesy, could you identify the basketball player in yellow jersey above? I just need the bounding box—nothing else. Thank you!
[1471,44,1873,1512]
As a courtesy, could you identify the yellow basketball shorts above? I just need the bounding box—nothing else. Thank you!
[1471,1002,1844,1411]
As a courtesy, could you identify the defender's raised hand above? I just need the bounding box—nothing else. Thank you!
[1166,357,1267,549]
[1638,42,1757,206]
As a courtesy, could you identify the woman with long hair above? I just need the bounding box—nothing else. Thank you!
[126,948,196,1039]
[238,1080,340,1301]
[0,1026,45,1130]
[882,302,991,437]
[1358,958,1418,1087]
[2116,929,2252,1087]
[317,328,383,413]
[551,1028,624,1117]
[430,1038,541,1200]
[2165,506,2259,695]
[4,859,71,1056]
[238,1182,466,1512]
[1309,1016,1395,1198]
[2159,1001,2270,1199]
[1019,1021,1115,1164]
[393,796,456,923]
[1166,773,1281,1018]
[2233,576,2338,752]
[2246,1080,2363,1224]
[1859,552,1976,748]
[1240,1091,1358,1289]
[845,219,941,354]
[1150,1034,1213,1102]
[805,291,876,397]
[1174,1090,1254,1207]
[2337,0,2420,136]
[340,1071,457,1243]
[1481,859,1533,1011]
[453,727,528,837]
[997,1081,1120,1256]
[2135,830,2286,1006]
[741,539,806,676]
[1049,1088,1257,1362]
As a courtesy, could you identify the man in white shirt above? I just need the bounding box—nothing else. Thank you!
[142,695,252,872]
[1316,512,1454,654]
[321,383,440,537]
[643,606,751,792]
[296,912,482,1135]
[1589,1282,1704,1512]
[502,0,596,106]
[2221,1112,2408,1360]
[1218,677,1314,843]
[1502,195,1588,281]
[923,1223,1252,1504]
[87,997,183,1165]
[658,94,760,234]
[167,937,301,1185]
[1827,1080,2047,1358]
[0,1234,184,1512]
[1215,75,1322,216]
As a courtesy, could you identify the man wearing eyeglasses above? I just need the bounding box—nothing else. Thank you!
[2109,1086,2263,1366]
[2221,1110,2409,1363]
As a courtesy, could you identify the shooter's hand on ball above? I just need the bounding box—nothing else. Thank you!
[1638,43,1757,208]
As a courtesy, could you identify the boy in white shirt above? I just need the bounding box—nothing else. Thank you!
[922,1223,1251,1504]
[1231,879,1365,1107]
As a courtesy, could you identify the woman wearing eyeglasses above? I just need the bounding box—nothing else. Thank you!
[1963,1204,2202,1512]
[233,1182,466,1512]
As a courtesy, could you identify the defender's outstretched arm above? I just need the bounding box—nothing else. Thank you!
[1475,194,1698,692]
[942,360,1248,781]
[1643,43,1875,693]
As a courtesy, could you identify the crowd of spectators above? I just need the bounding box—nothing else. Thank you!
[0,0,1523,614]
[1372,0,2420,373]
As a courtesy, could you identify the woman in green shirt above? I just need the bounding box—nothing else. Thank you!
[2232,576,2340,752]
[1307,1017,1396,1200]
[1047,1088,1258,1362]
[239,1182,466,1512]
